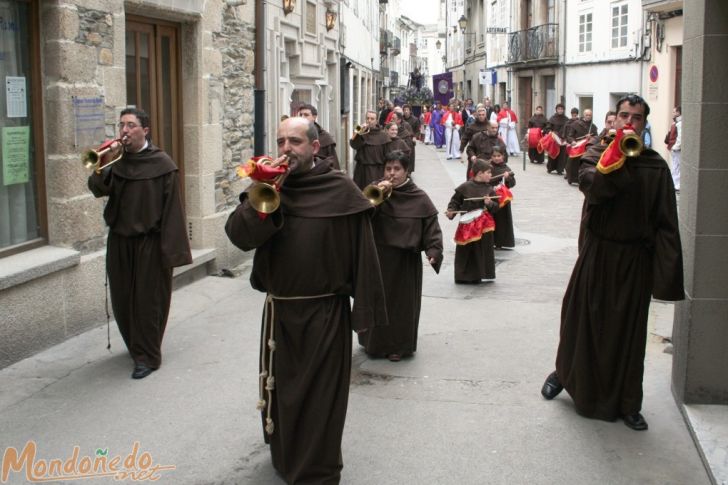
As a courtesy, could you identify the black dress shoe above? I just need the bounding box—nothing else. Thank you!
[541,371,563,400]
[132,363,154,379]
[623,413,648,431]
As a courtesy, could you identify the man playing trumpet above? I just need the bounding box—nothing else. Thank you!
[350,110,391,189]
[87,107,191,379]
[225,117,388,484]
[541,94,684,432]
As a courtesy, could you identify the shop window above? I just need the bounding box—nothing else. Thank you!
[0,0,46,257]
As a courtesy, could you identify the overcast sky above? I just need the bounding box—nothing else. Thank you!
[401,0,439,25]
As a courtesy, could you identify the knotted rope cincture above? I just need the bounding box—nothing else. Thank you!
[258,293,335,436]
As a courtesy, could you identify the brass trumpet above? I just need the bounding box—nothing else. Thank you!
[354,124,370,136]
[82,137,126,174]
[619,131,644,157]
[362,180,393,206]
[248,156,289,214]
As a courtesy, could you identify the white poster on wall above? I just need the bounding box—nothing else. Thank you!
[6,76,27,118]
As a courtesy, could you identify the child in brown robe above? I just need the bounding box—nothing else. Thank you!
[446,159,500,284]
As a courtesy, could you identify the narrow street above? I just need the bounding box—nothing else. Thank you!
[0,144,709,484]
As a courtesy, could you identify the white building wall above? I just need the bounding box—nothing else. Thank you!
[564,0,642,123]
[641,8,683,161]
[565,64,640,127]
[566,0,644,64]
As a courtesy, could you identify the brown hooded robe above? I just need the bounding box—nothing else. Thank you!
[359,179,443,357]
[447,180,500,283]
[225,159,388,484]
[555,145,684,421]
[88,144,192,369]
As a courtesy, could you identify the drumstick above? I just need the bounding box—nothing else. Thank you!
[442,209,492,214]
[463,195,501,201]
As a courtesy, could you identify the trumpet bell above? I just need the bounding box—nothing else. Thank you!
[81,150,101,170]
[81,141,124,173]
[248,182,281,214]
[363,183,392,206]
[620,133,643,157]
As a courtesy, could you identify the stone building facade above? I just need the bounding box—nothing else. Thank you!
[0,0,257,368]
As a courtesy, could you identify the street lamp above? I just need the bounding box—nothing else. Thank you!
[458,15,467,33]
[435,39,441,50]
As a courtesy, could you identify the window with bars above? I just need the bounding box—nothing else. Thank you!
[579,12,592,52]
[611,3,628,48]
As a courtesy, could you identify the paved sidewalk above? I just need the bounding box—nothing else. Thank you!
[0,145,712,484]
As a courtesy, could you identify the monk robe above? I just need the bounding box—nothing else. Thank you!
[397,122,417,172]
[88,144,192,369]
[403,114,420,170]
[225,158,388,484]
[546,113,568,174]
[447,180,500,283]
[465,132,507,180]
[564,118,598,185]
[555,144,684,421]
[384,136,411,161]
[359,179,443,358]
[315,122,340,170]
[489,161,516,248]
[459,119,490,155]
[349,127,391,189]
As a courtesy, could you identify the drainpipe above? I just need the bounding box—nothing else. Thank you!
[560,0,566,106]
[254,0,266,156]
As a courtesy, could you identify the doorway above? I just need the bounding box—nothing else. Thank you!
[125,17,183,188]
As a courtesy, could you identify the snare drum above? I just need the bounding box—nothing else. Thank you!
[454,209,495,245]
[458,209,483,225]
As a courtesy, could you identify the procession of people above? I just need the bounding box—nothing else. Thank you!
[81,91,683,484]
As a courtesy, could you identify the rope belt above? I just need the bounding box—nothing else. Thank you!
[258,292,336,435]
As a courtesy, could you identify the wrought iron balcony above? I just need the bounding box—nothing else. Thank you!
[380,29,392,54]
[507,23,559,64]
[390,36,401,56]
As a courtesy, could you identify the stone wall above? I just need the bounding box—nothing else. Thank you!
[216,7,256,212]
[43,2,124,252]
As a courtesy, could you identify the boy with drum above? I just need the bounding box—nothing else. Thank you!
[446,159,500,284]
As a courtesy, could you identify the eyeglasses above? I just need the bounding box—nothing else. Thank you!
[118,122,139,130]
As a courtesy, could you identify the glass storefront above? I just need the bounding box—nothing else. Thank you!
[0,0,42,255]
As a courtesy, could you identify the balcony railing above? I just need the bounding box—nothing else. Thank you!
[390,36,401,56]
[380,29,392,54]
[507,23,559,64]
